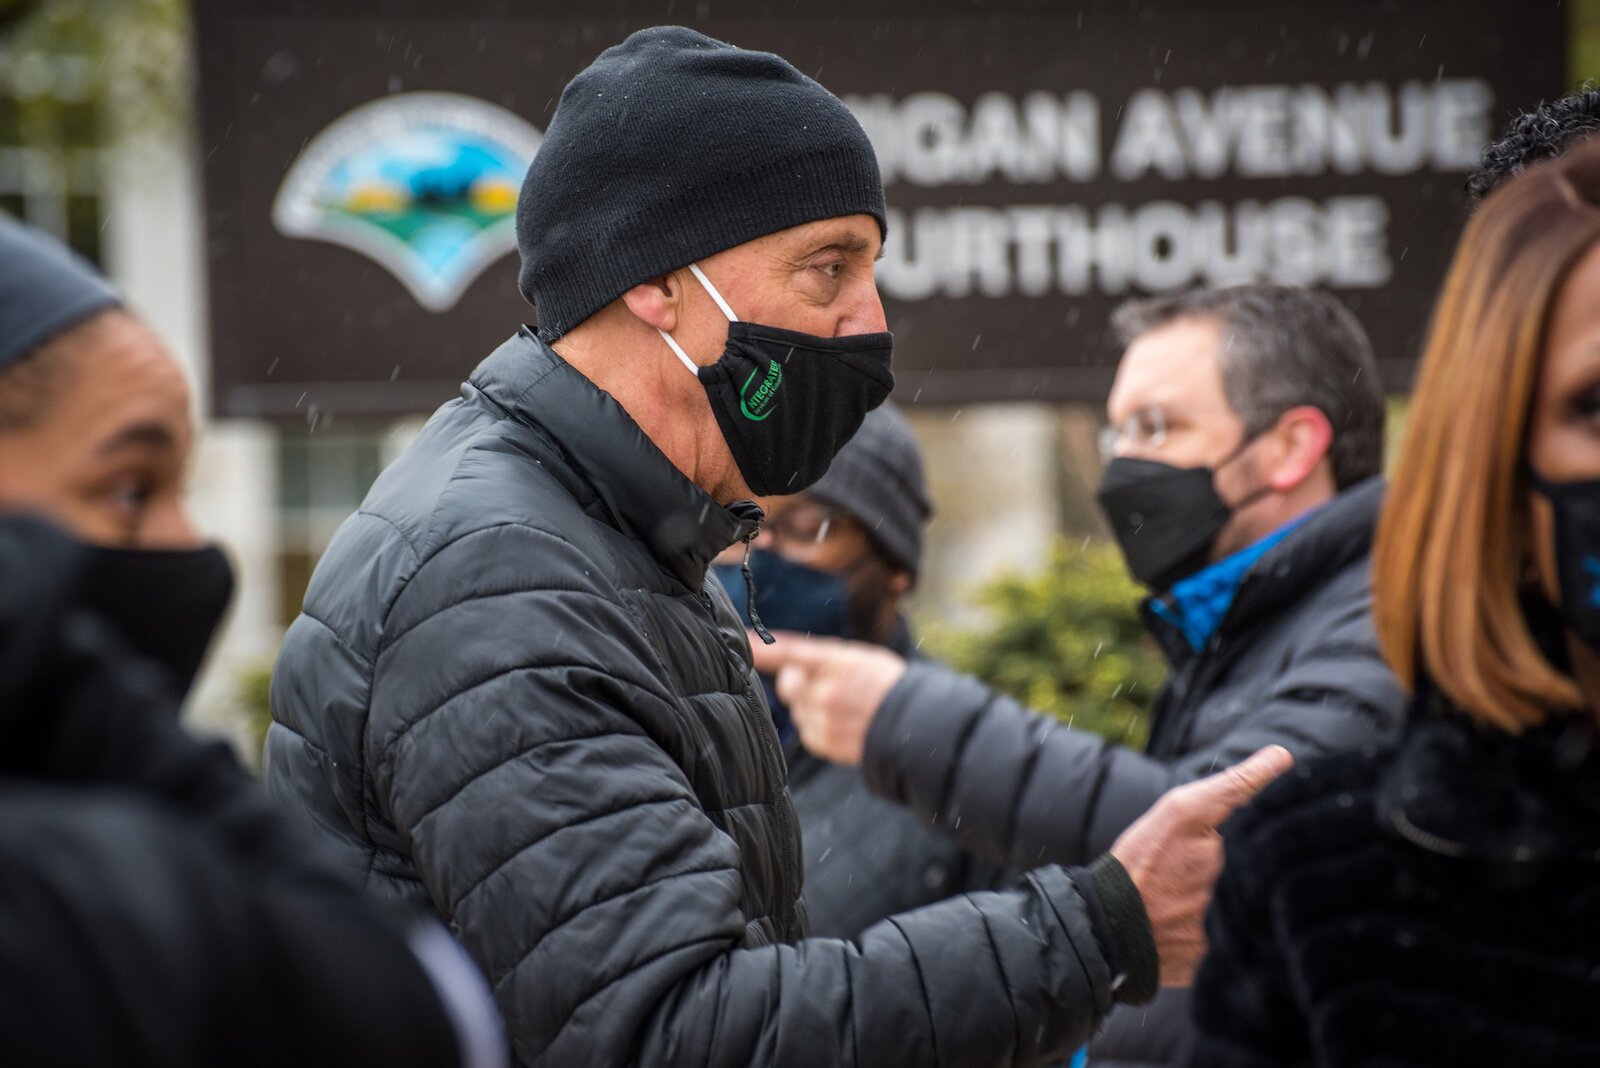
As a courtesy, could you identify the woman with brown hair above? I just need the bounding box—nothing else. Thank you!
[1188,135,1600,1066]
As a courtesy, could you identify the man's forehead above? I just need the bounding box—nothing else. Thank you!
[769,215,882,255]
[759,490,821,515]
[1109,315,1226,415]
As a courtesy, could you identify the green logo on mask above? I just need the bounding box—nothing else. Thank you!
[740,360,783,421]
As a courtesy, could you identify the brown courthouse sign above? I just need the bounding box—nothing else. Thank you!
[196,0,1565,419]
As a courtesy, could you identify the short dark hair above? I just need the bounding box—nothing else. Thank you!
[1111,285,1386,490]
[1466,85,1600,202]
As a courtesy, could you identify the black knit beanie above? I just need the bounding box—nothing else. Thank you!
[807,402,932,578]
[516,26,886,340]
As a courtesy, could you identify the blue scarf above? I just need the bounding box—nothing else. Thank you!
[1149,517,1305,652]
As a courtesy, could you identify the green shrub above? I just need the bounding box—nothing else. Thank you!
[236,660,275,767]
[922,538,1166,749]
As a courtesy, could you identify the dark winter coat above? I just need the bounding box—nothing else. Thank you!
[0,516,467,1068]
[1191,695,1600,1066]
[787,626,1012,938]
[858,476,1405,1067]
[266,328,1148,1068]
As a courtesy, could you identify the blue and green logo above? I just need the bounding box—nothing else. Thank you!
[740,360,783,421]
[273,92,541,312]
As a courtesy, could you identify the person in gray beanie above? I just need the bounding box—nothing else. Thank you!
[0,213,507,1068]
[714,403,1014,939]
[267,25,1293,1068]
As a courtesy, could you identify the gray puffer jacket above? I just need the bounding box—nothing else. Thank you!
[266,328,1147,1068]
[859,477,1405,1067]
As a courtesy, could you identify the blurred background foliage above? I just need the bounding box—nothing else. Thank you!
[920,540,1166,748]
[2,0,187,136]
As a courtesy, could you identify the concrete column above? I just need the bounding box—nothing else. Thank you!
[904,403,1064,629]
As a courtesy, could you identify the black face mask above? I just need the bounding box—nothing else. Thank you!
[1529,470,1600,654]
[659,264,894,497]
[1095,443,1269,592]
[75,543,235,697]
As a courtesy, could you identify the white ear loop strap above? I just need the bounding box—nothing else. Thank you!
[657,328,701,376]
[688,263,738,322]
[658,262,738,376]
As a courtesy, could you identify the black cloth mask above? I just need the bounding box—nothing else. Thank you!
[1529,469,1600,654]
[659,264,894,497]
[76,543,235,697]
[1095,441,1269,591]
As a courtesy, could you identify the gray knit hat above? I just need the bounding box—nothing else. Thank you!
[0,213,120,373]
[808,402,931,577]
[516,26,886,340]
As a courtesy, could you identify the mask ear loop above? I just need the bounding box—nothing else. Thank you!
[658,328,702,376]
[688,263,739,322]
[658,262,739,376]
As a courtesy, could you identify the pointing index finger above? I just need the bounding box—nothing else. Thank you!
[747,630,822,674]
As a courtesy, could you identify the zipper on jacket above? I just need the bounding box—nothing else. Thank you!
[742,677,801,934]
[695,574,802,936]
[739,532,774,645]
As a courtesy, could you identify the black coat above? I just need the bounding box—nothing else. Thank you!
[267,329,1143,1067]
[858,477,1405,1066]
[0,517,468,1068]
[1191,698,1600,1066]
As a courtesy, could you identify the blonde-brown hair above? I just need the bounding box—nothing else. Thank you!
[1375,136,1600,731]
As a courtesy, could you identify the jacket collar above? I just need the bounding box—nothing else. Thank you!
[470,328,761,590]
[1142,476,1385,663]
[1149,517,1302,653]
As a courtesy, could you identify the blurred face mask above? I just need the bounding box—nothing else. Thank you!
[1529,470,1600,654]
[1095,437,1270,592]
[658,263,894,496]
[76,543,235,697]
[714,548,855,642]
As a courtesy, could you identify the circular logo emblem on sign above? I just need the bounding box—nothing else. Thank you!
[273,91,541,312]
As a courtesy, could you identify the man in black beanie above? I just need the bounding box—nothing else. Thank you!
[267,26,1292,1067]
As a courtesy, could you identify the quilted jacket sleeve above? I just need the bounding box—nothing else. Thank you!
[860,590,1402,869]
[368,523,1123,1067]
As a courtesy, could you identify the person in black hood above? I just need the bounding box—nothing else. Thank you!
[266,25,1294,1068]
[758,284,1405,1067]
[714,402,1012,938]
[0,213,506,1068]
[1191,133,1600,1068]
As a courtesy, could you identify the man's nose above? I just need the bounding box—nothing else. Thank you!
[837,281,888,337]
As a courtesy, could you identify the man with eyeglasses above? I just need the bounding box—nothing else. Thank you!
[757,283,1405,1067]
[713,403,1012,938]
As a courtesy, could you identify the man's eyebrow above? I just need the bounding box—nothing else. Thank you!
[96,421,177,455]
[802,232,882,258]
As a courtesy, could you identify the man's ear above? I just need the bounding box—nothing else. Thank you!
[888,569,914,596]
[1265,405,1335,493]
[621,271,687,332]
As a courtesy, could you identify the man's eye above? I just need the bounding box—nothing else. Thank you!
[816,261,844,279]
